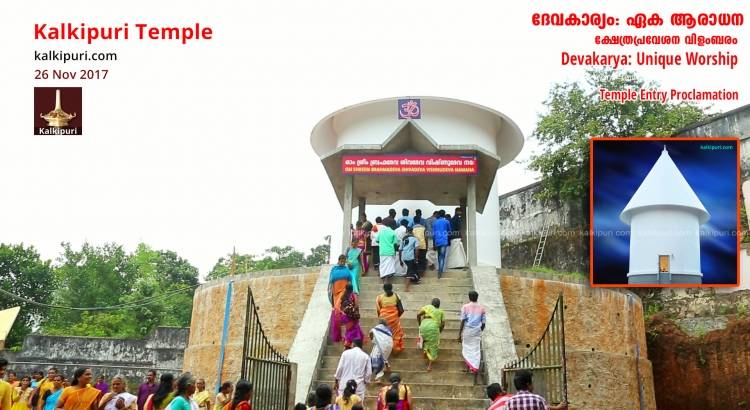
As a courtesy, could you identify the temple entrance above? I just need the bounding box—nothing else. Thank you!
[311,98,525,267]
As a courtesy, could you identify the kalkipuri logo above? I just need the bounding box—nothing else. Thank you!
[34,87,82,135]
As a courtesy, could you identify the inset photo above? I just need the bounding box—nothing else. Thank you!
[590,138,739,287]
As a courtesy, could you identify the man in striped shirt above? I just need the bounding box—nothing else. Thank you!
[506,370,567,410]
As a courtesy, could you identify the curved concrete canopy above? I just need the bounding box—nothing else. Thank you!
[310,97,525,212]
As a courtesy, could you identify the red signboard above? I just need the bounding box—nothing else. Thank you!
[342,155,478,175]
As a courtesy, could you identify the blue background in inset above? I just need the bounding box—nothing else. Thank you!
[592,140,738,285]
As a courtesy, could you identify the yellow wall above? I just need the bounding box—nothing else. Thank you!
[500,276,656,410]
[182,267,319,389]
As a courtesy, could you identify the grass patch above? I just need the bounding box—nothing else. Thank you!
[644,302,663,322]
[695,324,708,339]
[737,303,748,318]
[524,265,586,280]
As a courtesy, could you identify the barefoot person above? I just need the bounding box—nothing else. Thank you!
[377,224,398,284]
[333,340,371,401]
[399,228,420,292]
[329,255,352,345]
[369,319,393,382]
[339,284,365,349]
[346,238,364,294]
[458,291,486,374]
[417,298,445,371]
[375,284,404,354]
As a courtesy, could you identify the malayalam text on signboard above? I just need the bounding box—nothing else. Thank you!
[342,155,478,175]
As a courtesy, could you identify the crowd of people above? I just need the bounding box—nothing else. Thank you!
[349,208,468,285]
[0,362,255,410]
[0,205,566,410]
[315,207,568,409]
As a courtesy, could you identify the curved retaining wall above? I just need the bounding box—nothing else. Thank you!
[182,267,319,389]
[500,274,656,410]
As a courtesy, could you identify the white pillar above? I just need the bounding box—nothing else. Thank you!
[477,177,502,267]
[467,175,478,266]
[342,176,353,254]
[358,197,366,221]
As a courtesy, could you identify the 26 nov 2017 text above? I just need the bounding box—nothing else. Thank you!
[35,69,109,80]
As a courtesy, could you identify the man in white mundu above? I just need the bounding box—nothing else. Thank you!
[458,291,486,374]
[377,224,398,283]
[334,339,372,399]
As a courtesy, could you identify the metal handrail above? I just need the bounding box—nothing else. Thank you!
[502,293,568,404]
[240,286,293,409]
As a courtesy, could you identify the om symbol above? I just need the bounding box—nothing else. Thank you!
[399,99,421,119]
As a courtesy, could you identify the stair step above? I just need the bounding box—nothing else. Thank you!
[359,317,461,329]
[362,397,489,410]
[360,271,472,280]
[358,290,472,299]
[320,355,470,372]
[312,269,488,409]
[323,335,463,351]
[324,344,465,358]
[359,302,469,312]
[313,380,486,399]
[359,277,473,286]
[359,317,461,336]
[358,308,461,318]
[316,369,476,385]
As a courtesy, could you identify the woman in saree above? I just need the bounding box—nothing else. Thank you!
[143,374,175,410]
[98,376,136,410]
[417,298,445,371]
[346,238,364,294]
[339,283,365,348]
[375,374,412,410]
[369,319,393,382]
[352,217,372,276]
[41,375,63,410]
[55,368,102,410]
[166,374,195,410]
[190,379,210,410]
[11,376,32,410]
[329,254,352,344]
[375,283,404,353]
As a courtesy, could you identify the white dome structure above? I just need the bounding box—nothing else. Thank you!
[619,146,710,284]
[310,96,525,267]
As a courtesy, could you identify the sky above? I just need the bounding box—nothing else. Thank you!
[1,1,748,277]
[592,140,738,284]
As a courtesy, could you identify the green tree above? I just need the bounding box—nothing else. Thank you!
[44,242,132,331]
[305,244,330,266]
[0,244,56,347]
[529,69,709,204]
[206,243,330,281]
[44,242,199,338]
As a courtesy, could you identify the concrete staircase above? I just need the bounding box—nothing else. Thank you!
[313,269,489,409]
